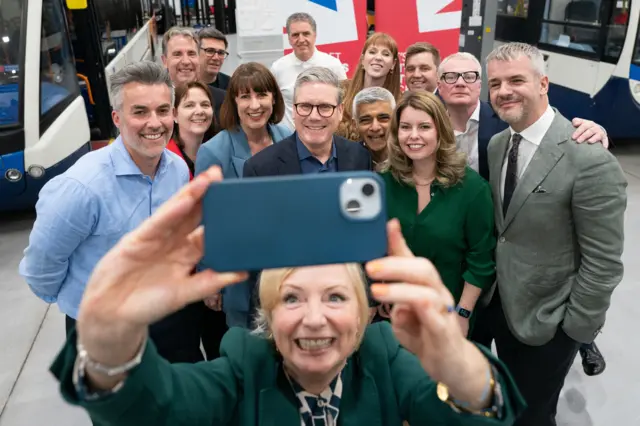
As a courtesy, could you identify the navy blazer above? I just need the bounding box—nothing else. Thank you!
[243,133,373,177]
[477,101,509,181]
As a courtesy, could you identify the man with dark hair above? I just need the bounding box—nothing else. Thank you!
[198,27,231,90]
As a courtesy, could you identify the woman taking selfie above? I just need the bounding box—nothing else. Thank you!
[166,81,218,178]
[195,62,291,329]
[337,32,401,141]
[50,166,525,425]
[379,91,496,337]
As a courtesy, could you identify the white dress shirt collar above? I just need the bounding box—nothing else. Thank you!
[509,105,555,146]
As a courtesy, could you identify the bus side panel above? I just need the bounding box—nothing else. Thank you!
[0,142,91,212]
[0,152,27,199]
[549,79,640,141]
[592,77,640,141]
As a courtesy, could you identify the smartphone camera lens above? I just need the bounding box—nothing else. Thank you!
[362,183,375,197]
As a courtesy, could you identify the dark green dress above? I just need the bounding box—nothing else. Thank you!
[381,167,496,303]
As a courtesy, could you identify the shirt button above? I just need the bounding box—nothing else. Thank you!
[499,237,506,243]
[317,400,325,407]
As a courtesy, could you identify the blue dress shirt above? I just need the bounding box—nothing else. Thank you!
[296,134,337,173]
[19,137,189,319]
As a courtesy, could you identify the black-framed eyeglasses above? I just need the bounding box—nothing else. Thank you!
[441,71,480,84]
[294,103,338,118]
[201,48,229,58]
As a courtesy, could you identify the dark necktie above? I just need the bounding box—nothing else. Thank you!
[503,133,522,216]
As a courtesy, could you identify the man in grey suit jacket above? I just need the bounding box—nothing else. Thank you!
[484,43,627,426]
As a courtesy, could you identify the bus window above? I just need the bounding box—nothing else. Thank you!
[0,0,23,127]
[603,0,631,61]
[633,19,640,65]
[497,0,530,18]
[538,0,630,62]
[539,0,600,55]
[40,0,79,131]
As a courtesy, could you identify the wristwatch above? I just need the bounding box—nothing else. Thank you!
[72,335,147,401]
[455,305,472,319]
[436,366,503,418]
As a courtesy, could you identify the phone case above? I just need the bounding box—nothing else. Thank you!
[202,171,387,272]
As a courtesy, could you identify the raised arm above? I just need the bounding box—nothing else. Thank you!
[49,167,249,425]
[564,147,627,342]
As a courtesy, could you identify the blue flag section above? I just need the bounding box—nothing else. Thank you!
[310,0,338,11]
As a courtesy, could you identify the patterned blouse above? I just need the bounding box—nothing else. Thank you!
[286,368,345,426]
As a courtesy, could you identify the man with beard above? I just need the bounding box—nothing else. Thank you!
[271,13,347,130]
[484,42,626,426]
[162,26,225,124]
[197,27,230,91]
[19,62,206,363]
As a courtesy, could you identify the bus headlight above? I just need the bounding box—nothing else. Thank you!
[5,168,23,182]
[28,165,45,179]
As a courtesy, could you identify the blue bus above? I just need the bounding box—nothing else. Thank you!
[0,0,125,212]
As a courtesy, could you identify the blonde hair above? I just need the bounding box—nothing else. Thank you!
[338,33,401,141]
[383,91,466,187]
[253,264,371,348]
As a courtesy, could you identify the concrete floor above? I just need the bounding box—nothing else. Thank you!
[1,34,639,424]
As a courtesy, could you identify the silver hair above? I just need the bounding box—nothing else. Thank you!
[109,61,174,111]
[286,12,317,34]
[352,86,396,118]
[162,26,199,55]
[438,52,483,78]
[485,42,546,76]
[294,66,343,104]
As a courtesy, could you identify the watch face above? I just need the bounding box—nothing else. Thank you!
[457,307,471,318]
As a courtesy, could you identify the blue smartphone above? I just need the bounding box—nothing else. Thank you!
[201,171,387,272]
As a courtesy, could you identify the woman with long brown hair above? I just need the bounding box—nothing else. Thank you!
[379,90,496,338]
[337,32,401,141]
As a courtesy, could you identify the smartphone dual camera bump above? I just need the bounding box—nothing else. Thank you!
[339,176,382,221]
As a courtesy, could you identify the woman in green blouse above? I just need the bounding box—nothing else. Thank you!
[379,90,496,337]
[50,167,525,426]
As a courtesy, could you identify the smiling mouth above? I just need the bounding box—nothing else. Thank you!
[190,118,207,124]
[296,338,335,351]
[306,125,326,131]
[140,132,165,141]
[406,143,425,150]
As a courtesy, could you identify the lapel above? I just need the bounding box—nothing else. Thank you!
[489,131,510,231]
[335,138,359,172]
[339,359,383,426]
[258,388,301,426]
[502,119,567,231]
[229,129,252,178]
[276,134,303,175]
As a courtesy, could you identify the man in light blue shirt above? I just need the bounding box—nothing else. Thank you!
[19,62,201,362]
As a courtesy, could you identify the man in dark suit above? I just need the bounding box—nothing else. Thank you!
[243,66,372,316]
[244,66,371,177]
[197,27,231,91]
[162,26,226,126]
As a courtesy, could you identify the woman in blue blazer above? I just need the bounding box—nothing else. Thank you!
[195,62,292,329]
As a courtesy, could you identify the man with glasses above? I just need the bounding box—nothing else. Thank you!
[198,27,230,91]
[162,26,226,123]
[437,52,608,181]
[243,66,371,177]
[437,52,609,377]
